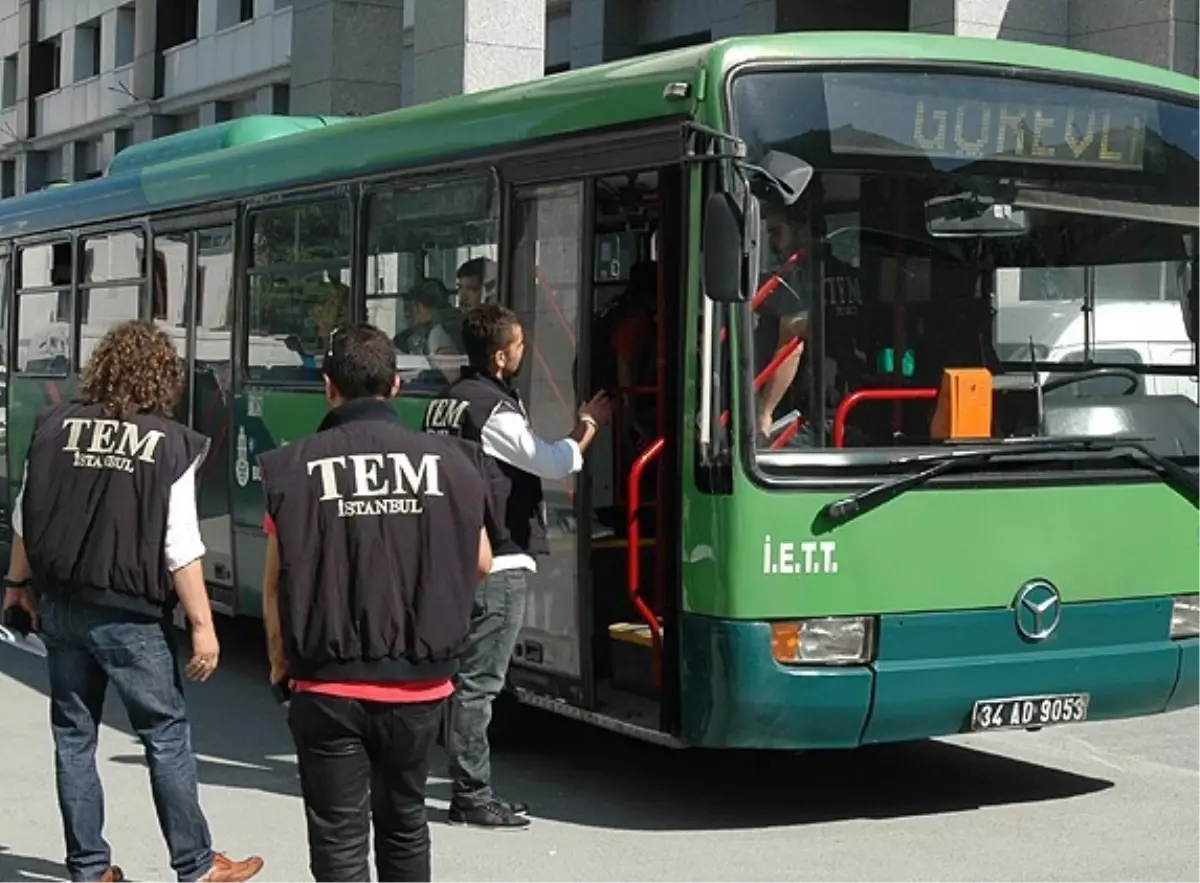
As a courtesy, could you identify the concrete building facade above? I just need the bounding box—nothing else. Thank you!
[0,0,1195,200]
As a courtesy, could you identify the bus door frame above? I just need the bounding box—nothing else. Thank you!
[500,121,690,721]
[149,208,239,613]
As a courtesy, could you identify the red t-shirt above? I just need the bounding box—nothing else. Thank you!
[263,513,453,704]
[612,308,652,357]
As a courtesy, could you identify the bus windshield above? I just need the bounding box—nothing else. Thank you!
[729,68,1199,461]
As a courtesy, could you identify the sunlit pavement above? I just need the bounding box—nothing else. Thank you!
[1,619,1196,882]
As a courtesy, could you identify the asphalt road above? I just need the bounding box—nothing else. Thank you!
[1,619,1196,882]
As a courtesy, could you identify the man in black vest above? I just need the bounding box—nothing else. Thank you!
[258,324,493,882]
[1,321,264,883]
[423,302,611,829]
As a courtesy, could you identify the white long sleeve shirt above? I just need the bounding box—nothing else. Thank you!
[477,406,583,574]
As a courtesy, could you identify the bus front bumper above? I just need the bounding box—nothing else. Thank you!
[679,600,1197,750]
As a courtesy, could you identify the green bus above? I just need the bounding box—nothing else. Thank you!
[0,31,1196,750]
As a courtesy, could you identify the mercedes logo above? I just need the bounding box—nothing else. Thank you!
[1014,579,1062,642]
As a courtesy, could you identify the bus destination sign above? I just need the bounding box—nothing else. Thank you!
[826,76,1153,171]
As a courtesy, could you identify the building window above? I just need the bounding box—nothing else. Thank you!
[75,20,102,82]
[1,161,16,199]
[1,55,16,108]
[158,0,199,52]
[31,36,62,97]
[74,139,101,180]
[217,0,254,31]
[115,4,137,68]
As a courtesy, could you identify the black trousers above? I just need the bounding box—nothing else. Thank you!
[288,692,445,882]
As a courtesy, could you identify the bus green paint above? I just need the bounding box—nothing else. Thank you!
[1,31,1195,751]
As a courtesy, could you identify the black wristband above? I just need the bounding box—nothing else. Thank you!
[4,577,31,590]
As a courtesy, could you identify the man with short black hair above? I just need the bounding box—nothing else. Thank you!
[455,257,497,309]
[423,303,611,829]
[259,323,494,882]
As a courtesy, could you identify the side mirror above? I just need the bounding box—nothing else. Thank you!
[753,151,813,206]
[702,191,745,303]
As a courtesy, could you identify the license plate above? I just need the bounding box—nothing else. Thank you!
[970,693,1090,731]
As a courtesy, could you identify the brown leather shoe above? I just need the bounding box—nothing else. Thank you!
[91,868,125,883]
[197,853,265,882]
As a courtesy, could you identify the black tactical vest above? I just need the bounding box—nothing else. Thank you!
[21,401,210,615]
[258,398,490,684]
[422,367,549,559]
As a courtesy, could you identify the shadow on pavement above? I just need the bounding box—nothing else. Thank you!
[0,844,69,882]
[423,703,1115,832]
[2,617,1114,832]
[0,616,300,800]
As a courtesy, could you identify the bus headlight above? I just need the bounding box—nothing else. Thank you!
[771,617,876,665]
[1170,595,1199,639]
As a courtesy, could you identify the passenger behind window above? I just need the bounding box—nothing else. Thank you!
[759,199,863,448]
[455,257,498,310]
[756,202,812,442]
[396,278,462,390]
[598,261,658,449]
[395,278,454,355]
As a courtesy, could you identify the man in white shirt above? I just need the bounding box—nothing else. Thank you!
[423,303,611,828]
[2,321,263,883]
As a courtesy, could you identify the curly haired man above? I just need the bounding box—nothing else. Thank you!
[2,321,264,883]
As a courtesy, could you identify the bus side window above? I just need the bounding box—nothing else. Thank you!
[79,230,146,365]
[245,200,352,384]
[15,242,73,375]
[364,173,499,394]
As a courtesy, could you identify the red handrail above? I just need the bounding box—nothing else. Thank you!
[719,334,802,428]
[751,248,807,312]
[627,436,666,687]
[718,248,807,344]
[832,387,939,448]
[771,416,803,448]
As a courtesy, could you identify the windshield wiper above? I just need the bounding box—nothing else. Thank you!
[818,436,1199,528]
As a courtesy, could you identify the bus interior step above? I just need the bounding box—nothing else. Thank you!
[608,622,659,698]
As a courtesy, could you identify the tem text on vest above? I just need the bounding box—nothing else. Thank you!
[306,453,444,517]
[424,398,468,433]
[61,417,165,474]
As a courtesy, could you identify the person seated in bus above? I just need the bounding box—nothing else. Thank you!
[285,334,318,370]
[395,278,456,356]
[456,257,498,309]
[755,202,812,442]
[757,200,863,447]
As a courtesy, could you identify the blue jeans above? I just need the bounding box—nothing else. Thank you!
[445,569,528,809]
[39,593,215,882]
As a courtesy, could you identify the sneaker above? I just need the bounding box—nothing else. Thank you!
[448,799,531,829]
[501,797,529,815]
[90,869,124,883]
[198,853,265,882]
